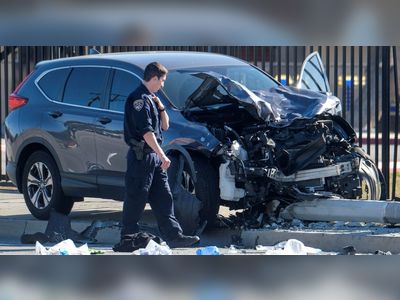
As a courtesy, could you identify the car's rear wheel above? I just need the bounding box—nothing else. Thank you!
[22,151,74,220]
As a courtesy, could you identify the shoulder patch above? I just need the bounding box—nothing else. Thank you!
[133,99,144,111]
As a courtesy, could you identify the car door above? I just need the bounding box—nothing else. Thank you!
[94,68,142,199]
[41,66,110,191]
[297,51,331,94]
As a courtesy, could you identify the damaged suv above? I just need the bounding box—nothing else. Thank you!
[5,51,385,233]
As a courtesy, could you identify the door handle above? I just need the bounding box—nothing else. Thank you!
[48,111,63,118]
[98,117,112,124]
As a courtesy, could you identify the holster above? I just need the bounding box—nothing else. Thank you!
[129,138,145,160]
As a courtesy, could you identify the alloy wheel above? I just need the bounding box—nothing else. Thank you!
[27,162,53,209]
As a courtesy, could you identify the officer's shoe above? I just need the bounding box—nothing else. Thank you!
[167,234,200,248]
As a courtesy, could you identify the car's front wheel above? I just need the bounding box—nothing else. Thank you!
[168,154,220,234]
[22,151,74,220]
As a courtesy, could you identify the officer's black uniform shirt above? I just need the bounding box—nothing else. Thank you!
[124,83,163,146]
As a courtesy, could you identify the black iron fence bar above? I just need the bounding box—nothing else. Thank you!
[375,47,380,164]
[0,47,2,180]
[40,46,44,61]
[334,46,338,96]
[381,46,390,198]
[286,46,290,85]
[367,46,371,154]
[342,46,347,119]
[18,48,22,83]
[33,47,37,66]
[350,46,355,127]
[261,47,266,71]
[358,46,363,147]
[2,47,8,180]
[40,46,45,60]
[294,46,298,83]
[391,46,399,200]
[269,46,274,76]
[11,48,16,93]
[0,51,2,122]
[326,46,330,81]
[277,47,281,82]
[26,47,31,74]
[3,47,8,118]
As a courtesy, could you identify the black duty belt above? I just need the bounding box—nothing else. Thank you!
[143,146,154,154]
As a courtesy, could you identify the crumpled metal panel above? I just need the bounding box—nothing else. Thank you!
[190,71,341,126]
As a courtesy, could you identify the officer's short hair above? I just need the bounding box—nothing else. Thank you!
[144,62,168,82]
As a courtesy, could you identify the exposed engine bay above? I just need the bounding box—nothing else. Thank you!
[208,115,379,210]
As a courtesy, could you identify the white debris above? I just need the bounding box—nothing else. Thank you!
[344,221,367,227]
[291,219,303,227]
[290,219,305,229]
[269,223,279,229]
[256,239,322,255]
[306,222,334,230]
[228,245,238,254]
[35,239,90,255]
[132,239,172,255]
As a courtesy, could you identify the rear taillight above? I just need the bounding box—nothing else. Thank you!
[8,71,33,112]
[8,94,28,112]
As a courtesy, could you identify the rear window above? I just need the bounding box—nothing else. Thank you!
[62,67,109,108]
[109,70,141,112]
[37,68,71,101]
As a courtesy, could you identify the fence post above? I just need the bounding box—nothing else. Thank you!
[391,46,399,199]
[381,46,390,198]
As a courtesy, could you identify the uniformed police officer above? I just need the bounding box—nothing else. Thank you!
[121,62,200,248]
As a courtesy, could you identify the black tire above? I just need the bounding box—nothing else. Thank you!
[168,153,220,232]
[358,157,382,200]
[21,151,74,220]
[354,146,385,200]
[377,168,387,200]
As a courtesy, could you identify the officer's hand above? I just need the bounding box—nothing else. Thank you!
[160,155,171,170]
[152,96,165,110]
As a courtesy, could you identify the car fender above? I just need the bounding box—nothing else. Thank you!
[16,136,63,173]
[163,144,197,183]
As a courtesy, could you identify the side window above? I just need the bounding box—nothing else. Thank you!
[109,70,141,112]
[37,68,71,101]
[62,67,109,108]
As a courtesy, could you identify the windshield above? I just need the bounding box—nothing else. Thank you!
[163,65,279,109]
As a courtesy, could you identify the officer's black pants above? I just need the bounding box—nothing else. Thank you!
[121,150,183,241]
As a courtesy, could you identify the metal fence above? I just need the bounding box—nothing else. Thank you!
[0,46,399,198]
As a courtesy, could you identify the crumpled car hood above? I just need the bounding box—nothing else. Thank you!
[190,71,341,126]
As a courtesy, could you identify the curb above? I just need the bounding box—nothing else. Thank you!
[241,228,400,254]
